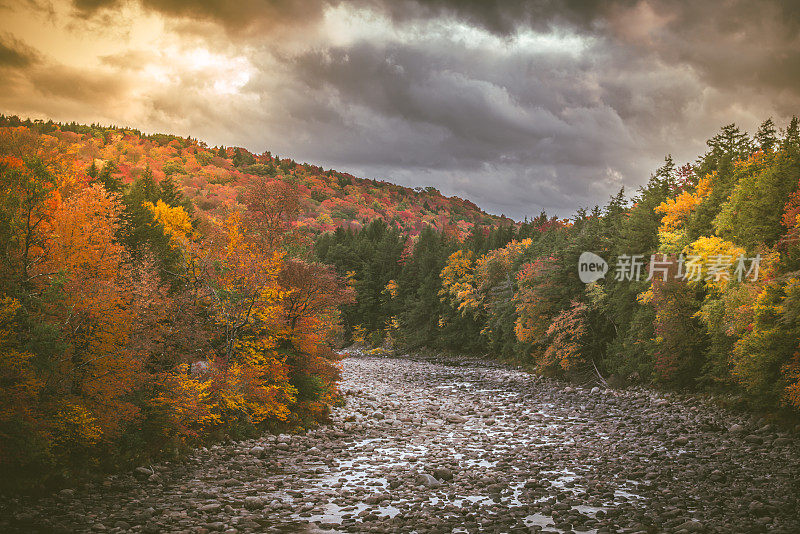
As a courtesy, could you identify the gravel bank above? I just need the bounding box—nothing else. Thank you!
[3,353,799,533]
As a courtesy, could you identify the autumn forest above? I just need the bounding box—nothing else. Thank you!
[1,113,800,496]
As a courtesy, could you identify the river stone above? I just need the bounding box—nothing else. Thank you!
[675,519,705,532]
[244,497,264,510]
[199,503,222,512]
[418,474,442,488]
[433,467,453,481]
[133,467,153,478]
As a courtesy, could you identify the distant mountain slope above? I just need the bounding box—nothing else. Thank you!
[0,115,508,238]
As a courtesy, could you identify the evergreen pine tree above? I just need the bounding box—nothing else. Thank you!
[87,160,98,181]
[783,116,800,152]
[97,161,123,194]
[756,118,777,152]
[159,174,179,205]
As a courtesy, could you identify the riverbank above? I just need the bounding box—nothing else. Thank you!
[3,353,798,533]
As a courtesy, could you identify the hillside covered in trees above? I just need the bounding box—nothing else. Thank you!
[2,114,799,494]
[0,116,505,239]
[318,117,800,417]
[0,118,368,492]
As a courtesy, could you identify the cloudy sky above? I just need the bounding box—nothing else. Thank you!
[1,0,799,219]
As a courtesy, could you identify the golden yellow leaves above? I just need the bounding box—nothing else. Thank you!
[684,236,746,292]
[383,279,399,299]
[145,199,194,244]
[440,249,478,315]
[655,174,713,253]
[656,175,712,232]
[53,403,104,449]
[157,359,297,441]
[441,239,533,318]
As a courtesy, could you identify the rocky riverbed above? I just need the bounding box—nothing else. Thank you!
[3,354,799,533]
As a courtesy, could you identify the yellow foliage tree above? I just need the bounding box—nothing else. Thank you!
[144,199,193,244]
[474,239,532,294]
[684,236,746,293]
[656,174,713,232]
[656,174,713,252]
[440,249,478,315]
[383,279,399,299]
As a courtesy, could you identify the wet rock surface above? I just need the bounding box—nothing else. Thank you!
[3,354,800,533]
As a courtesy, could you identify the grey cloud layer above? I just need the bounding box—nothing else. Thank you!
[246,34,700,215]
[2,0,799,219]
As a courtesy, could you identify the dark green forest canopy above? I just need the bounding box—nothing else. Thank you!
[316,117,800,415]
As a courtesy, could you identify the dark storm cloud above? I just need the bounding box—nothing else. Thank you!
[68,0,621,34]
[353,0,614,36]
[285,39,635,169]
[245,33,693,216]
[31,64,128,104]
[103,0,800,104]
[0,34,39,68]
[71,0,332,31]
[65,0,800,103]
[63,0,800,99]
[610,1,800,98]
[375,0,800,109]
[31,0,800,217]
[0,34,44,113]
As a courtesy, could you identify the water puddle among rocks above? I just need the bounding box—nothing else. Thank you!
[277,357,651,533]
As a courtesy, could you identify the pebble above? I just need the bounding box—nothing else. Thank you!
[418,473,442,488]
